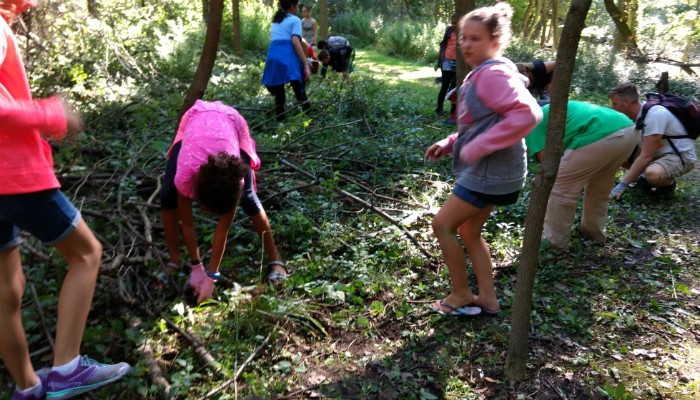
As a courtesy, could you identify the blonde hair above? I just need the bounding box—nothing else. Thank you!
[461,2,514,49]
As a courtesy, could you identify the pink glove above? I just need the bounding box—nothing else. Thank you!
[189,262,206,295]
[197,276,216,304]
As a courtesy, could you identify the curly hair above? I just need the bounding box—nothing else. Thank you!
[461,2,514,50]
[195,152,248,215]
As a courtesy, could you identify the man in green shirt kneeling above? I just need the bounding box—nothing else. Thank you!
[526,101,640,251]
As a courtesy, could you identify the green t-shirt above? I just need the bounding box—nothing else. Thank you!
[525,101,633,157]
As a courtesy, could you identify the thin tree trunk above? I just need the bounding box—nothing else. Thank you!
[176,0,224,132]
[612,0,627,50]
[627,0,638,42]
[552,0,559,51]
[319,0,329,40]
[525,0,543,43]
[504,0,592,385]
[434,0,440,23]
[540,0,548,48]
[232,0,242,54]
[522,0,535,36]
[87,0,98,17]
[202,0,209,24]
[455,0,476,88]
[682,0,697,62]
[604,0,640,53]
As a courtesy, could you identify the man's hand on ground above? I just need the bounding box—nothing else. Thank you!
[610,182,630,200]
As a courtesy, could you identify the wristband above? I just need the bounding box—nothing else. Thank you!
[206,271,220,280]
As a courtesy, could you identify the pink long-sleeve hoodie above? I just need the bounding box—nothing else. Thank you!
[0,17,67,195]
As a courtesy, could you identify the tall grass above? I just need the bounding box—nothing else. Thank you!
[376,20,445,63]
[329,9,379,48]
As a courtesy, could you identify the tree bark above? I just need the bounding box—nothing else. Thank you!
[656,72,669,94]
[202,0,210,24]
[176,0,224,132]
[319,0,329,40]
[232,0,242,54]
[612,0,627,50]
[87,0,99,17]
[552,0,560,52]
[540,0,548,48]
[604,0,640,53]
[525,0,543,43]
[504,0,592,385]
[627,0,638,43]
[434,0,440,23]
[455,0,476,88]
[522,0,535,36]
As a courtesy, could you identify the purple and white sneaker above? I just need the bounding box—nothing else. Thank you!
[46,356,130,399]
[11,368,49,400]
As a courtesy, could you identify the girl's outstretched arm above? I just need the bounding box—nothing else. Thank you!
[209,208,236,274]
[177,192,201,262]
[0,97,68,139]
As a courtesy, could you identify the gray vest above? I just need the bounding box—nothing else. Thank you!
[452,58,529,195]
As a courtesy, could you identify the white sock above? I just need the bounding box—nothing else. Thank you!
[52,355,81,375]
[17,378,42,395]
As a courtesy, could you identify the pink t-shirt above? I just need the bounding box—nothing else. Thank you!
[0,17,67,195]
[169,100,260,199]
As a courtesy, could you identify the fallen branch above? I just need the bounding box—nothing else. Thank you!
[30,284,55,352]
[162,317,222,375]
[195,331,272,400]
[279,119,363,151]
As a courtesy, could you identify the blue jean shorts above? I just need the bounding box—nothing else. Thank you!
[452,184,520,209]
[0,189,81,253]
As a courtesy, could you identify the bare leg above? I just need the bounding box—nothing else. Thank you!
[161,209,182,267]
[0,246,38,390]
[458,208,499,312]
[430,194,492,313]
[250,210,284,274]
[645,163,674,187]
[52,219,102,366]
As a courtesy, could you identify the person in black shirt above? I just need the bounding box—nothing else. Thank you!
[318,45,354,81]
[516,59,555,106]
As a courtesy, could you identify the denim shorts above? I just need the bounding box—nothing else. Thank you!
[452,184,520,209]
[0,189,82,253]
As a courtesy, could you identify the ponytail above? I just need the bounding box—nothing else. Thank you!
[272,0,299,24]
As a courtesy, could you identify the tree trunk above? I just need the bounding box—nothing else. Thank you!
[319,0,329,40]
[434,0,440,23]
[87,0,99,17]
[232,0,242,54]
[525,0,543,43]
[627,0,638,42]
[604,0,640,53]
[612,0,627,50]
[682,0,697,62]
[656,72,669,94]
[540,0,548,48]
[455,0,476,88]
[176,0,224,132]
[552,0,560,52]
[504,0,592,385]
[522,0,535,36]
[202,0,209,24]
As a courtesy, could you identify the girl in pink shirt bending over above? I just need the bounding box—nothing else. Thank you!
[0,1,130,399]
[161,100,287,304]
[425,3,541,317]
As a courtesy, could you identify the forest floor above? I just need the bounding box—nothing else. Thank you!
[1,51,700,400]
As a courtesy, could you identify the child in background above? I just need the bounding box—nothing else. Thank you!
[0,1,130,399]
[262,0,310,121]
[160,100,288,304]
[436,14,458,117]
[301,5,317,47]
[516,60,555,105]
[425,3,542,317]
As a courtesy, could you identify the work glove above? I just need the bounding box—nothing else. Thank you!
[188,262,206,295]
[610,182,630,200]
[197,276,216,304]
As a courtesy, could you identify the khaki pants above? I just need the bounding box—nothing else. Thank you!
[544,126,639,250]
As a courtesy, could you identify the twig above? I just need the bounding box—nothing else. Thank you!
[30,284,54,352]
[20,242,59,266]
[274,385,321,400]
[279,119,363,151]
[162,317,222,375]
[195,331,273,400]
[543,377,567,400]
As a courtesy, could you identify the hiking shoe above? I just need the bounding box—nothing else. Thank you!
[11,369,49,400]
[654,179,676,199]
[46,356,130,399]
[631,176,652,191]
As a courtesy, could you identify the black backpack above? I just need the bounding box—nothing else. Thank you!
[635,92,700,166]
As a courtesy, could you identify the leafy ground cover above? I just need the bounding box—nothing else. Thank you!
[2,45,700,400]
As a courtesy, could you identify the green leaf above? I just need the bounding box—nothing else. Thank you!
[605,382,616,396]
[596,386,609,397]
[357,315,370,327]
[370,301,385,317]
[677,284,690,295]
[627,238,645,248]
[419,389,438,400]
[614,383,626,398]
[295,365,307,373]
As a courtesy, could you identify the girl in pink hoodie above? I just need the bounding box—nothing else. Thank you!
[425,3,542,317]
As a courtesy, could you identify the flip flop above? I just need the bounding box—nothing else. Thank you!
[266,260,290,285]
[429,300,481,317]
[464,303,501,317]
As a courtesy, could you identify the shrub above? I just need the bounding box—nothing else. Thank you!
[376,19,445,63]
[329,9,379,47]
